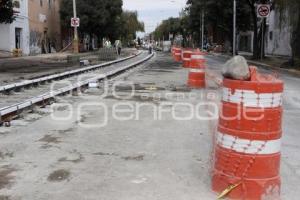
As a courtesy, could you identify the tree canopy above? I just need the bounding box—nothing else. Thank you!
[153,17,183,41]
[60,0,145,44]
[60,0,123,41]
[185,0,251,50]
[0,0,15,24]
[118,11,144,43]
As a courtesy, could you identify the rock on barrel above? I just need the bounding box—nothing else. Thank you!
[212,67,284,200]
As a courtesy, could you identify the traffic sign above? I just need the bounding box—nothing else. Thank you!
[257,4,270,18]
[71,17,80,27]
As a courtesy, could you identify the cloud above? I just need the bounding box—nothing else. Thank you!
[123,0,186,34]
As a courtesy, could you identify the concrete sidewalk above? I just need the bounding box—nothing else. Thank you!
[210,51,300,77]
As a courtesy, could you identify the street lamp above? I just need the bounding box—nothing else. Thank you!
[73,0,79,53]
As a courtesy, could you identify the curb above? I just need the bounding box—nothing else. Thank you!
[209,53,300,77]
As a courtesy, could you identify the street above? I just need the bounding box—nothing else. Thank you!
[0,52,299,199]
[1,0,300,199]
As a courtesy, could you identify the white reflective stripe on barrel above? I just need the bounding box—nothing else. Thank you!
[182,58,191,61]
[217,132,281,155]
[191,55,204,59]
[222,87,283,108]
[183,51,193,54]
[175,53,181,56]
[190,69,205,73]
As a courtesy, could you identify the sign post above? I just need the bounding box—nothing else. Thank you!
[233,0,236,56]
[257,4,270,60]
[201,10,204,51]
[72,0,79,53]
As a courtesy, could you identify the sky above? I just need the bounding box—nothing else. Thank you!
[122,0,187,35]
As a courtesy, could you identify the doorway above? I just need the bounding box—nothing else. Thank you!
[15,28,22,49]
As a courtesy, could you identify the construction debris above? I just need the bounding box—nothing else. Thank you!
[222,55,250,80]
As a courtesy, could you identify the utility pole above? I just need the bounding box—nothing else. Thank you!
[73,0,79,53]
[201,10,204,50]
[233,0,236,56]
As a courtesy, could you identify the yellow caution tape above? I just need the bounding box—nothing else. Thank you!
[217,182,241,199]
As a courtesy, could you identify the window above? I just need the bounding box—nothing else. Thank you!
[40,0,43,7]
[15,28,22,49]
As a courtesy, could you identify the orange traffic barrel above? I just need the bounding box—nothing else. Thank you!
[187,68,206,88]
[212,67,284,200]
[171,46,175,58]
[187,52,206,88]
[190,51,206,68]
[181,49,193,67]
[174,47,182,62]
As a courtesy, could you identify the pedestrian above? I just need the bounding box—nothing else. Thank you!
[148,42,153,54]
[115,40,122,56]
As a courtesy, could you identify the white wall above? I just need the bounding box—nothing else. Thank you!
[265,10,292,57]
[0,24,11,51]
[237,8,292,57]
[0,0,29,55]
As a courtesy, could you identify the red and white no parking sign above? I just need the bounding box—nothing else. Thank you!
[71,17,80,27]
[257,4,270,18]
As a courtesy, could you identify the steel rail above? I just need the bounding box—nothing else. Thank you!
[0,51,142,93]
[0,52,154,125]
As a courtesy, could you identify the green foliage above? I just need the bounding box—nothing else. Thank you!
[186,0,251,45]
[153,17,183,40]
[118,11,144,43]
[60,0,123,40]
[0,0,15,24]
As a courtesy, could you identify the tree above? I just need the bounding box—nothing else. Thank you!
[118,11,144,43]
[243,0,273,59]
[275,0,300,64]
[185,0,251,50]
[0,0,15,24]
[60,0,123,42]
[153,17,182,41]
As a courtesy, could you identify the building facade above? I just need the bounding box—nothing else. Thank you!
[0,0,30,55]
[238,7,292,57]
[0,0,62,56]
[265,9,291,56]
[28,0,62,55]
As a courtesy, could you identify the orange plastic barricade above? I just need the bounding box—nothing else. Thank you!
[212,67,284,200]
[174,47,182,62]
[171,46,175,58]
[187,52,206,88]
[181,49,193,67]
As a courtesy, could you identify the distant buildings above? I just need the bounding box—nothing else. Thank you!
[0,0,62,56]
[28,0,62,55]
[0,0,30,55]
[265,9,291,56]
[238,7,292,57]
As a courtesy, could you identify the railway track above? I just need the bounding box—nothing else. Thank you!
[0,51,154,126]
